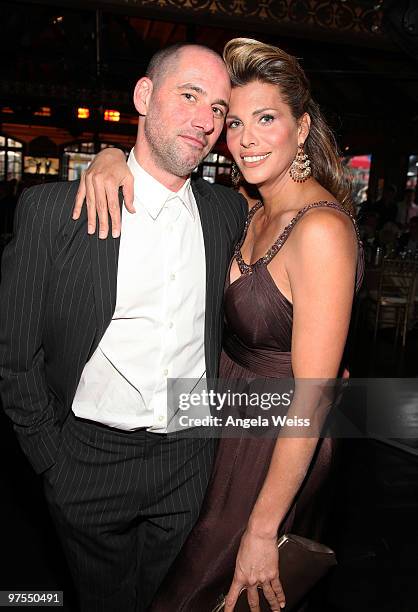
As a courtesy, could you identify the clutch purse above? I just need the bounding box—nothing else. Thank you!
[212,534,337,612]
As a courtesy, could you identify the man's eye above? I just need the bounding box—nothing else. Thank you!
[213,107,225,117]
[183,93,196,102]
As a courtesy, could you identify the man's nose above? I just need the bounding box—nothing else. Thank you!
[192,106,214,134]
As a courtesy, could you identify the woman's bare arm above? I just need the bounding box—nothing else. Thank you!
[72,147,135,238]
[225,208,358,612]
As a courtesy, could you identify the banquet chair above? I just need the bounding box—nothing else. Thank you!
[368,259,417,350]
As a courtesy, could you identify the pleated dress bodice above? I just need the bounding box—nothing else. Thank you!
[221,199,364,380]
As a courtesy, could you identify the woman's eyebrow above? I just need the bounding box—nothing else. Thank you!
[252,107,277,115]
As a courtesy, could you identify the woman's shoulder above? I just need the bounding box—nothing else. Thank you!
[290,199,358,252]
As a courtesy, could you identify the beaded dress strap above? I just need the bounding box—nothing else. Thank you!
[235,200,362,275]
[233,200,263,274]
[238,200,263,246]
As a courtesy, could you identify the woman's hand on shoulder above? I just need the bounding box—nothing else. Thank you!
[72,147,135,239]
[224,527,285,612]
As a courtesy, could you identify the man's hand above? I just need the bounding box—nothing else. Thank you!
[72,148,135,239]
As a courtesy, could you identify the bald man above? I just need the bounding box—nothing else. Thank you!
[0,44,247,611]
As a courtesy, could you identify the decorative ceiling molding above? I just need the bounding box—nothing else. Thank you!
[126,0,383,36]
[12,0,385,42]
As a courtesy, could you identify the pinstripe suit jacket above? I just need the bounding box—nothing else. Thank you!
[0,179,247,475]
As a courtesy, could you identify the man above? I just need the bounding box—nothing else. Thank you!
[0,44,247,611]
[398,215,418,254]
[396,187,418,227]
[375,183,398,228]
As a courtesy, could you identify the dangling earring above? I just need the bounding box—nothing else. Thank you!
[289,143,312,183]
[231,162,241,188]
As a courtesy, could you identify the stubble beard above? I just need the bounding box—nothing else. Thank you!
[144,115,208,178]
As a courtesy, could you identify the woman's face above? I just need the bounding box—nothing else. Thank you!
[226,80,308,188]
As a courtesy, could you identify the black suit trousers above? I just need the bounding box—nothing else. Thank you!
[43,413,216,612]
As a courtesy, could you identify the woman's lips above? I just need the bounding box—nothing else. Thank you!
[240,152,272,167]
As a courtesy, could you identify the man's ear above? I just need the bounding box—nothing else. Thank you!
[133,77,154,116]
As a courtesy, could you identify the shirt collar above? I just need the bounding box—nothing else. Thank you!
[127,149,195,221]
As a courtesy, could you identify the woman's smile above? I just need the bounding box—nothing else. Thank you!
[241,152,272,167]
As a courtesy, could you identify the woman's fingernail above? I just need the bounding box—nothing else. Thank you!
[112,230,120,238]
[88,225,94,234]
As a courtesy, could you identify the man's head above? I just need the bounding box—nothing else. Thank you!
[133,44,231,185]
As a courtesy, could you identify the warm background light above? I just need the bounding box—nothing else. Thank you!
[34,106,51,117]
[77,107,90,119]
[104,109,120,122]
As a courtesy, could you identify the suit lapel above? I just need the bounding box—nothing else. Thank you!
[88,192,122,355]
[193,180,223,378]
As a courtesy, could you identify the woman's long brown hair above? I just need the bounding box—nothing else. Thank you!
[223,38,353,212]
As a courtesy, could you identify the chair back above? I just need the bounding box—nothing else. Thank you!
[377,259,417,305]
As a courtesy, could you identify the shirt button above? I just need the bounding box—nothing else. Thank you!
[163,369,169,376]
[168,322,174,329]
[158,415,165,422]
[170,273,176,281]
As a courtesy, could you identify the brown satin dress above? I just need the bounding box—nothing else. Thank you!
[150,201,364,612]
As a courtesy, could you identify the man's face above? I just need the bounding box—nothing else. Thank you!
[143,48,231,177]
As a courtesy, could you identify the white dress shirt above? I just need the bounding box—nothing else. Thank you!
[72,149,207,432]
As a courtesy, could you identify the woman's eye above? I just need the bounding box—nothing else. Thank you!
[226,120,240,129]
[260,114,274,124]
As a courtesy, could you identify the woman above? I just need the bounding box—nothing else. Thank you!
[76,39,363,611]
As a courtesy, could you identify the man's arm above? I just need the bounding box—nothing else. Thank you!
[0,188,60,474]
